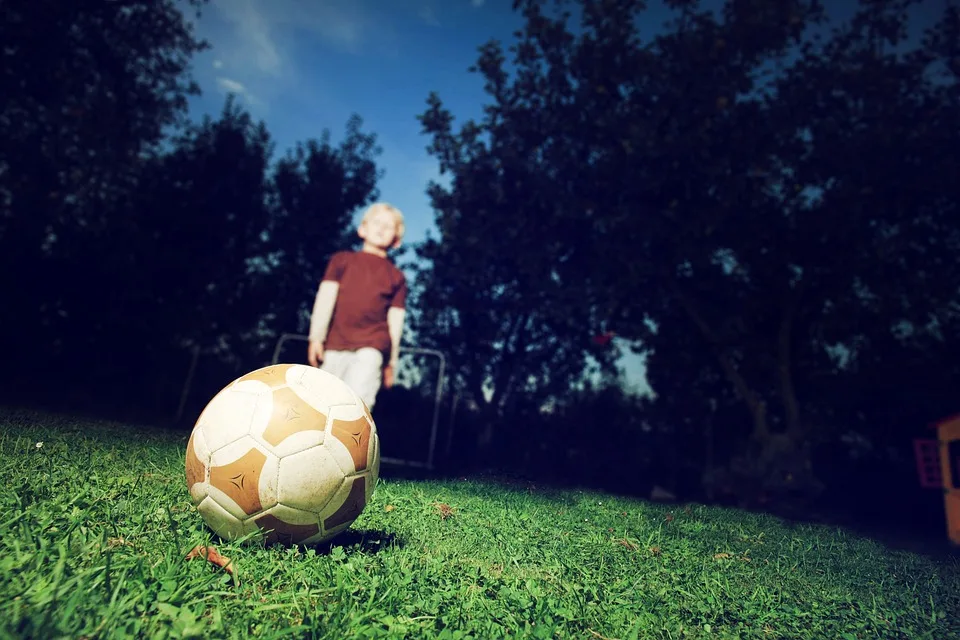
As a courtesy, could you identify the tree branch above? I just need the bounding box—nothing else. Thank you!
[671,281,769,440]
[489,311,530,415]
[778,286,803,437]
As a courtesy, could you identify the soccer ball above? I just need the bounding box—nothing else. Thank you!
[185,363,380,546]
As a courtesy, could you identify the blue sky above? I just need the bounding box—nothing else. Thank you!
[182,0,531,246]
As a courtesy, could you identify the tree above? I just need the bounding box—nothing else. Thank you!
[28,97,275,415]
[415,76,621,456]
[0,0,388,421]
[141,98,275,355]
[416,0,960,495]
[414,0,817,465]
[0,0,209,383]
[94,102,383,416]
[576,0,958,498]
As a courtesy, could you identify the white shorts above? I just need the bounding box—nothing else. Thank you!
[320,347,384,411]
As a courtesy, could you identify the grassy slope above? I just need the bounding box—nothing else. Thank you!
[1,407,958,639]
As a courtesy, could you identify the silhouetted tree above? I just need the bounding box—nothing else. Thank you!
[0,0,209,388]
[144,98,275,352]
[17,97,273,414]
[415,84,621,456]
[414,0,959,496]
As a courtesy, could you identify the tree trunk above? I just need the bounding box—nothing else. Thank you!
[472,312,530,463]
[778,291,803,438]
[674,283,822,504]
[703,405,716,501]
[476,419,495,451]
[672,284,769,439]
[468,374,494,450]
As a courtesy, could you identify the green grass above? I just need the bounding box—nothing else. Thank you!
[1,408,958,639]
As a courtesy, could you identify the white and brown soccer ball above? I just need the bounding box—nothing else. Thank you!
[185,363,380,546]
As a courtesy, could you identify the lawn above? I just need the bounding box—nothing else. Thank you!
[2,407,958,639]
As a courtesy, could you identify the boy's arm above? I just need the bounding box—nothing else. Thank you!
[308,281,339,344]
[386,306,405,368]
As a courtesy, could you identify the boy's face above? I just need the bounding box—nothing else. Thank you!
[359,209,400,250]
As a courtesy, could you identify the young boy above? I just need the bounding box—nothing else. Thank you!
[307,202,407,412]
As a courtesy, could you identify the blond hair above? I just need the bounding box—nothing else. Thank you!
[359,202,405,244]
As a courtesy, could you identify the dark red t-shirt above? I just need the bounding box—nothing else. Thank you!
[321,250,407,357]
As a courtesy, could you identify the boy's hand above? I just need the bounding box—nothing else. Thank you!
[307,340,324,367]
[383,363,396,389]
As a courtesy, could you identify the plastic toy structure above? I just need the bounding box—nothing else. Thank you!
[914,414,960,546]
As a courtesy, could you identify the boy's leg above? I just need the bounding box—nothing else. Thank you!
[340,347,384,412]
[320,350,349,379]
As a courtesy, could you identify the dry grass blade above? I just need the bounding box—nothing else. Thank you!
[185,545,236,576]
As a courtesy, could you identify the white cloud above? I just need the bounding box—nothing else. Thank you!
[471,0,485,7]
[216,77,246,94]
[190,0,385,117]
[214,76,264,109]
[210,0,371,63]
[211,0,281,75]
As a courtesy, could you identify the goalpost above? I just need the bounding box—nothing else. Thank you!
[270,333,447,471]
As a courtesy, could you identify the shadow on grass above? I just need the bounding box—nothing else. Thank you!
[386,463,960,560]
[305,529,403,556]
[379,462,438,483]
[767,501,958,559]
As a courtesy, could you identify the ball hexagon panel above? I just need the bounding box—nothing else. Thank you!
[319,474,368,534]
[336,383,379,483]
[236,363,294,389]
[276,445,344,513]
[297,365,358,406]
[253,384,328,458]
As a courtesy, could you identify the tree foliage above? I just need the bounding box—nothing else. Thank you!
[415,83,621,450]
[0,0,382,420]
[0,0,210,373]
[134,98,275,356]
[415,0,960,491]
